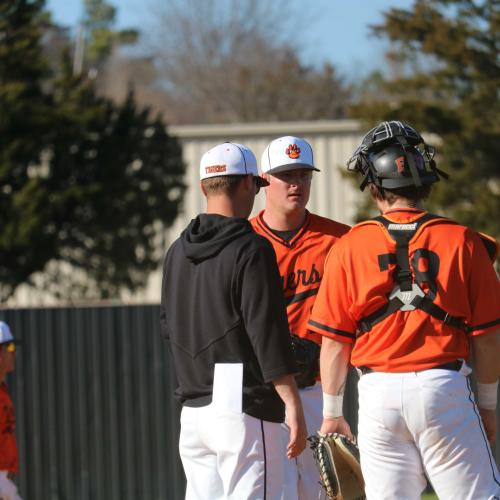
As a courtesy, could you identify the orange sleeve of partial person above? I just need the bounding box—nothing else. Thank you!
[465,230,500,336]
[0,383,19,473]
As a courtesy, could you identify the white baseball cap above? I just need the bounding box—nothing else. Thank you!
[200,142,269,187]
[261,136,320,174]
[0,321,17,345]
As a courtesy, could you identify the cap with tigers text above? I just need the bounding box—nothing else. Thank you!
[200,142,269,187]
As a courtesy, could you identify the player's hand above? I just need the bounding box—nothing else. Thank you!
[286,405,307,459]
[320,416,353,441]
[479,408,497,444]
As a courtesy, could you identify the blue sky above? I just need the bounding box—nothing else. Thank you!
[45,0,415,78]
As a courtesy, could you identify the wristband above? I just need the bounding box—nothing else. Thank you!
[476,381,498,410]
[323,393,343,418]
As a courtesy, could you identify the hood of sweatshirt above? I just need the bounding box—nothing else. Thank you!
[181,213,253,263]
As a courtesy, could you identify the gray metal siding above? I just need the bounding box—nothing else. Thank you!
[1,306,184,500]
[0,306,498,499]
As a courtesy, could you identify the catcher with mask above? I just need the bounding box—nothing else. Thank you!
[309,121,500,500]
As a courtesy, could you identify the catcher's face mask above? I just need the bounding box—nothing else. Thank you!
[347,120,448,191]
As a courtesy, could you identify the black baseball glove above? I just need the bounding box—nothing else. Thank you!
[291,334,320,388]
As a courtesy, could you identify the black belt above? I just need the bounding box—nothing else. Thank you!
[359,360,462,375]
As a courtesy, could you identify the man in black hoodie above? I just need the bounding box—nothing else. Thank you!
[161,142,307,499]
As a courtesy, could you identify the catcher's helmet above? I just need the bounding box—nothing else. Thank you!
[347,120,448,191]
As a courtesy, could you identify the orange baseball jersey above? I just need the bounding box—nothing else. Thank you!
[251,210,350,343]
[0,382,18,473]
[308,208,500,372]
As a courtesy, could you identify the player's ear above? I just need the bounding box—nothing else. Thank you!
[200,181,207,196]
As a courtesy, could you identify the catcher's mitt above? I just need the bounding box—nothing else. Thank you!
[308,432,365,500]
[291,334,320,388]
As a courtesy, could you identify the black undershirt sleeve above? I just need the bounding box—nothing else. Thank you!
[237,243,297,383]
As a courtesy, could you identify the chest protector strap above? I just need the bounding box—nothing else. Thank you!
[357,213,471,336]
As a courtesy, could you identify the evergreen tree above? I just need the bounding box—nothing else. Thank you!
[0,0,53,295]
[82,0,138,73]
[0,0,185,301]
[352,0,500,239]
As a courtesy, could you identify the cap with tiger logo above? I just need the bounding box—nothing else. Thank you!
[261,136,320,174]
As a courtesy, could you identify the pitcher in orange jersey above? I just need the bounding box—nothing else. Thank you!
[251,136,350,500]
[309,121,500,500]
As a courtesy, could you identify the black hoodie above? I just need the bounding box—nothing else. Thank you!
[161,213,296,423]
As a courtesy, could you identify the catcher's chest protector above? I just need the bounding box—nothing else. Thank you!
[356,214,473,336]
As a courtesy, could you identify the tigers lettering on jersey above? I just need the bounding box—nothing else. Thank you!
[283,263,321,294]
[251,211,350,343]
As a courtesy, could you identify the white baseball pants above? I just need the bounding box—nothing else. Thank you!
[282,381,323,500]
[179,404,285,500]
[179,362,286,500]
[0,472,22,500]
[357,364,500,500]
